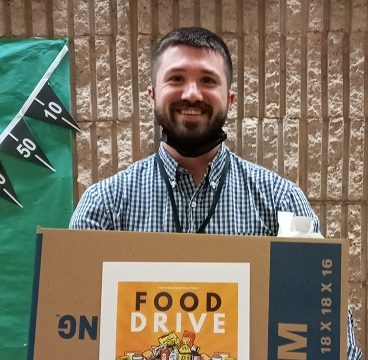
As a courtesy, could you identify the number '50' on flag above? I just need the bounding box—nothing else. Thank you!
[0,118,55,172]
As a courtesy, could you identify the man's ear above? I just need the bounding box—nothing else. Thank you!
[147,86,155,102]
[228,90,235,107]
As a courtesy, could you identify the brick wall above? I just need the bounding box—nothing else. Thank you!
[1,0,367,353]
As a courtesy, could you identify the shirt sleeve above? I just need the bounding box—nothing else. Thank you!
[348,307,363,359]
[278,182,321,233]
[69,183,112,230]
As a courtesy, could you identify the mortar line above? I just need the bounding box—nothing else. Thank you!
[46,0,54,37]
[360,29,368,357]
[215,0,222,34]
[129,0,141,161]
[24,0,32,36]
[340,1,352,240]
[257,0,265,166]
[173,0,179,28]
[3,0,11,35]
[109,0,119,174]
[236,0,244,157]
[320,0,331,236]
[278,0,286,177]
[151,0,160,150]
[299,0,309,192]
[88,0,98,181]
[194,0,200,27]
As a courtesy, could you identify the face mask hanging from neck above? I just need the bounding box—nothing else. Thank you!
[160,128,227,158]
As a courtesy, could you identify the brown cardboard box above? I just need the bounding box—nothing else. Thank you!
[28,228,348,359]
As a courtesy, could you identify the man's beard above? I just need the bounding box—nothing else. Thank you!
[155,101,228,157]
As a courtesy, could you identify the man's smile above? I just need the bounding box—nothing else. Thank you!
[171,101,210,118]
[178,108,203,115]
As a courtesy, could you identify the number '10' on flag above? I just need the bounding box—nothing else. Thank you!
[26,82,80,132]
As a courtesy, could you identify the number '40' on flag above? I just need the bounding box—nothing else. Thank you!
[26,82,80,132]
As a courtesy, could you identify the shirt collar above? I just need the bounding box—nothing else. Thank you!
[157,143,229,189]
[157,143,179,184]
[207,143,228,189]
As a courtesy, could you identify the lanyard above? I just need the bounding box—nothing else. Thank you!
[155,151,230,233]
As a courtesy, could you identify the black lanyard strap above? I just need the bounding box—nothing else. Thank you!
[156,151,231,233]
[156,153,183,232]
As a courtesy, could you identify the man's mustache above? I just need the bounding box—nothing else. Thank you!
[169,101,212,113]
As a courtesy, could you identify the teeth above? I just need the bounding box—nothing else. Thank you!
[180,109,202,115]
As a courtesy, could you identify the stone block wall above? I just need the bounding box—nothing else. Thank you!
[1,0,367,353]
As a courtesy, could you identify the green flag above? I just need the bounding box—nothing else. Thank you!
[0,38,74,358]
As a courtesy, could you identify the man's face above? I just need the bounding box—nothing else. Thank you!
[148,45,234,146]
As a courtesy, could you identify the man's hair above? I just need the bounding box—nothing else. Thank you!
[151,26,233,88]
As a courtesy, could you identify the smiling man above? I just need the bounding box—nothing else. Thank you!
[69,27,362,359]
[147,44,234,185]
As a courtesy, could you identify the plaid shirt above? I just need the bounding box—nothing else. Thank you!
[70,143,362,358]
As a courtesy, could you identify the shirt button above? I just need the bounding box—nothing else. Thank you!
[191,201,197,208]
[210,181,217,189]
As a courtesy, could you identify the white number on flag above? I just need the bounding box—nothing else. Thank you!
[44,102,62,120]
[0,173,6,185]
[16,138,37,158]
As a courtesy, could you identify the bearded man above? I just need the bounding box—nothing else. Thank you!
[69,26,362,359]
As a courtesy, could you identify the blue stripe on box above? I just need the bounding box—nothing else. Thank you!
[268,242,341,359]
[27,233,43,360]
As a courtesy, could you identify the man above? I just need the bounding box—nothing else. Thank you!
[69,27,362,358]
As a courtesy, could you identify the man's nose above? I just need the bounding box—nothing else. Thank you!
[181,81,203,102]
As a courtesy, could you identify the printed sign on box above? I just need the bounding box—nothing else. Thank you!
[99,262,250,359]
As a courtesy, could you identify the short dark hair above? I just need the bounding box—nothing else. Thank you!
[151,26,233,88]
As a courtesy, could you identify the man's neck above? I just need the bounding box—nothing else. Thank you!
[163,143,220,186]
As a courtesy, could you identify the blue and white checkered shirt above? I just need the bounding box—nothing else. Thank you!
[70,143,362,358]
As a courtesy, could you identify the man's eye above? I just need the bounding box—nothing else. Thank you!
[202,77,216,85]
[168,75,184,83]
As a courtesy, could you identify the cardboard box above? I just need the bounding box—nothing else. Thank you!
[28,228,348,359]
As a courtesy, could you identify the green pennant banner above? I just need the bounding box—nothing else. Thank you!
[0,38,74,358]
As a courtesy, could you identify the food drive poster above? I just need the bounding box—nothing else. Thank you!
[117,282,237,356]
[99,263,250,360]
